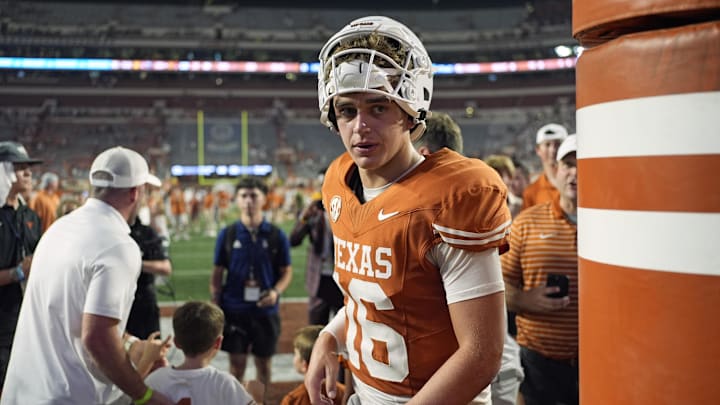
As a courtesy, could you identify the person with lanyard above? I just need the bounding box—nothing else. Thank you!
[210,176,293,391]
[0,141,43,395]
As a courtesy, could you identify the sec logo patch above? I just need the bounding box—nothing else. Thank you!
[329,195,342,222]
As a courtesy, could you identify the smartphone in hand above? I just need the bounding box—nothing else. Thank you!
[546,274,569,298]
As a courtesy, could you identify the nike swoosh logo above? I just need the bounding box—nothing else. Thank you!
[539,233,556,239]
[378,209,400,221]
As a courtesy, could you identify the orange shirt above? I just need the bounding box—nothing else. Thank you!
[521,172,559,210]
[280,382,345,405]
[29,190,60,232]
[323,149,511,397]
[203,192,215,210]
[501,199,578,360]
[267,190,285,210]
[170,190,186,215]
[217,190,231,210]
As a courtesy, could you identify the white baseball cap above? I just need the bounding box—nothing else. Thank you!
[556,134,578,161]
[89,146,161,188]
[536,123,568,144]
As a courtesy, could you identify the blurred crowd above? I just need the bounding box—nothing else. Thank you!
[10,167,329,245]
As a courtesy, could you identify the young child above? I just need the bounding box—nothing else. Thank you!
[281,325,345,405]
[145,301,263,404]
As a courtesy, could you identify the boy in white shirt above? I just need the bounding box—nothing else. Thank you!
[145,301,263,404]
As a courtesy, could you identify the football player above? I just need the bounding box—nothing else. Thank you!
[305,16,511,405]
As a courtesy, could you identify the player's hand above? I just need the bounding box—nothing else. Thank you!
[305,332,340,405]
[521,285,570,313]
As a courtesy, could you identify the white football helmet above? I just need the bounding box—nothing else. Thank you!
[318,16,433,138]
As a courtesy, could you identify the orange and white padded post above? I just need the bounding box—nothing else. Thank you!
[573,0,720,403]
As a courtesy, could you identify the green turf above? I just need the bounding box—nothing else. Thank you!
[159,220,309,303]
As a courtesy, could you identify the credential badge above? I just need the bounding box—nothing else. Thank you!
[329,195,342,222]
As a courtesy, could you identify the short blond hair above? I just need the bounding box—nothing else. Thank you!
[293,325,324,363]
[324,32,409,80]
[484,154,516,177]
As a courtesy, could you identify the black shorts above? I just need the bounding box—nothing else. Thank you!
[221,312,281,357]
[520,346,579,405]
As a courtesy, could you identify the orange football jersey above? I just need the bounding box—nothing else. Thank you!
[322,149,511,397]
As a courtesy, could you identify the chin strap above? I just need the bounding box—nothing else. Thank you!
[409,120,427,142]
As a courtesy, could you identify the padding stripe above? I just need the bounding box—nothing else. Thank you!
[578,207,720,275]
[577,92,720,158]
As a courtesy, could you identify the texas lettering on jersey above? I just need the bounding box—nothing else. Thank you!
[333,236,392,279]
[322,149,511,397]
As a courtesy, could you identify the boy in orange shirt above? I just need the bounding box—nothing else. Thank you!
[282,325,345,405]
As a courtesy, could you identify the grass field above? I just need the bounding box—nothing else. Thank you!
[159,220,309,303]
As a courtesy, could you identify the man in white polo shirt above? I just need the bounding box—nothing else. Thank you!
[1,147,173,405]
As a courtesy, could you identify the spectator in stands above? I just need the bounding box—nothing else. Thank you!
[289,186,343,325]
[145,301,264,404]
[281,325,345,405]
[521,123,568,210]
[502,135,579,405]
[0,141,43,395]
[210,176,293,390]
[29,171,61,232]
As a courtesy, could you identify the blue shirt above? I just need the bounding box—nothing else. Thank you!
[213,219,290,314]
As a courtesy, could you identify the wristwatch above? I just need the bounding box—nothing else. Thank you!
[14,264,25,282]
